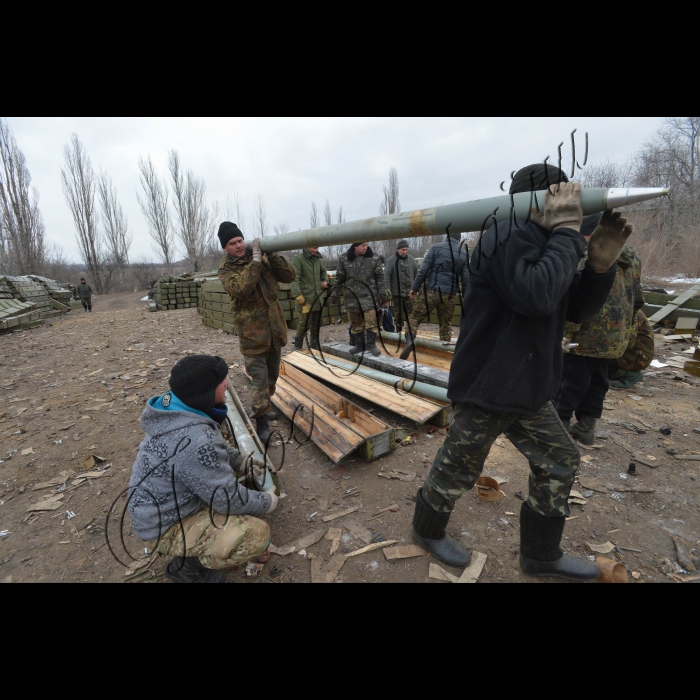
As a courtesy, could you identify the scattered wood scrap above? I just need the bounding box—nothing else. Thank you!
[323,505,361,523]
[326,528,342,556]
[345,519,373,545]
[458,553,488,584]
[345,541,399,559]
[384,546,428,561]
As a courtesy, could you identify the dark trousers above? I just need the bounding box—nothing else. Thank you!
[555,355,611,422]
[295,311,321,348]
[422,402,580,518]
[81,300,92,312]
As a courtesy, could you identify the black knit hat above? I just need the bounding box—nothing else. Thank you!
[218,222,245,249]
[397,240,410,250]
[510,164,569,195]
[169,355,229,412]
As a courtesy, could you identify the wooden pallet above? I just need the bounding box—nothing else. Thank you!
[274,363,396,464]
[283,352,449,427]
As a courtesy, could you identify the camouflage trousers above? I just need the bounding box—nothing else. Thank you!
[151,508,270,571]
[348,309,378,335]
[391,296,414,332]
[295,311,322,348]
[245,346,283,418]
[423,402,580,518]
[409,290,456,342]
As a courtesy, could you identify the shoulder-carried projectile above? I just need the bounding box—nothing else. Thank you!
[257,187,668,255]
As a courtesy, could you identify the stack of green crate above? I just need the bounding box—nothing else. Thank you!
[199,278,348,336]
[154,279,203,311]
[0,299,44,333]
[0,279,13,299]
[30,276,73,308]
[0,276,55,318]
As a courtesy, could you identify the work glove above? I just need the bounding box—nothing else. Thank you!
[587,210,635,274]
[562,338,571,354]
[296,295,306,306]
[531,182,583,233]
[303,304,312,315]
[252,239,263,264]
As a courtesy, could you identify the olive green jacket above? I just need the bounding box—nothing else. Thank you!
[218,253,296,356]
[290,250,329,306]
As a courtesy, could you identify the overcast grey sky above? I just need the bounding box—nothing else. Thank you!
[6,117,663,262]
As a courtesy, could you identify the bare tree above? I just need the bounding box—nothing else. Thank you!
[137,156,175,272]
[255,194,269,238]
[380,167,401,216]
[324,200,332,226]
[223,191,247,233]
[0,118,46,275]
[61,134,104,293]
[310,201,319,229]
[337,206,345,224]
[98,173,131,292]
[274,222,290,236]
[168,150,217,272]
[577,158,634,189]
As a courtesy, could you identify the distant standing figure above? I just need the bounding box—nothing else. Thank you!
[400,233,469,359]
[291,247,330,351]
[385,240,418,336]
[77,278,93,312]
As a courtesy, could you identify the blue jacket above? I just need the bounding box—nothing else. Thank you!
[412,239,469,296]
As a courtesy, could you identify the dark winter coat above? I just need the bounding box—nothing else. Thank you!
[448,220,617,416]
[76,283,93,300]
[334,246,386,313]
[564,247,644,359]
[412,239,469,296]
[385,253,418,299]
[219,252,296,356]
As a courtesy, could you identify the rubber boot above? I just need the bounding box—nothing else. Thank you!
[366,330,382,357]
[166,557,225,584]
[349,332,365,356]
[256,415,272,445]
[570,416,597,446]
[294,337,304,352]
[400,333,415,361]
[413,489,472,569]
[519,503,601,582]
[611,371,643,389]
[310,328,322,351]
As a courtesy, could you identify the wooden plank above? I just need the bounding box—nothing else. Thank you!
[310,557,325,584]
[273,379,362,463]
[284,352,446,425]
[323,505,362,523]
[645,292,700,311]
[345,519,373,545]
[345,541,399,559]
[429,564,460,583]
[322,343,451,389]
[326,528,343,556]
[648,284,700,324]
[384,546,429,561]
[325,554,348,583]
[378,341,453,371]
[457,552,488,584]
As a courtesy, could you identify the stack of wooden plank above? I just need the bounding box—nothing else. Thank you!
[273,362,396,463]
[643,286,700,324]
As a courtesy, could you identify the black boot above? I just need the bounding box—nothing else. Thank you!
[520,502,601,582]
[400,333,415,361]
[349,332,365,356]
[309,330,322,351]
[570,416,597,446]
[256,415,272,444]
[413,489,472,568]
[366,330,382,357]
[166,557,225,584]
[294,337,304,352]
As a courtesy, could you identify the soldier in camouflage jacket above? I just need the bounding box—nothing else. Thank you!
[555,246,644,444]
[217,223,296,441]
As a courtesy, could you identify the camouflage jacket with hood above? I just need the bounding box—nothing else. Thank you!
[219,252,296,356]
[564,246,644,359]
[334,245,385,313]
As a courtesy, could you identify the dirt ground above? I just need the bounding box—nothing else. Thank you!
[1,290,699,584]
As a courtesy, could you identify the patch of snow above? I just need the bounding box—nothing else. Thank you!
[140,297,150,302]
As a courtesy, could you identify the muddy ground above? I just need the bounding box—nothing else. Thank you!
[1,291,699,584]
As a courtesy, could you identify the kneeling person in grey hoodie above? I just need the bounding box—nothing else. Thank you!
[128,355,278,584]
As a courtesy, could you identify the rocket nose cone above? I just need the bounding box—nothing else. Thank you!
[605,188,669,209]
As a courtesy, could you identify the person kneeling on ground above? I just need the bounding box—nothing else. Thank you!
[128,355,278,584]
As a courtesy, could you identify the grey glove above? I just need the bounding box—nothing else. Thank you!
[265,490,279,515]
[587,210,634,274]
[252,239,263,264]
[531,182,584,233]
